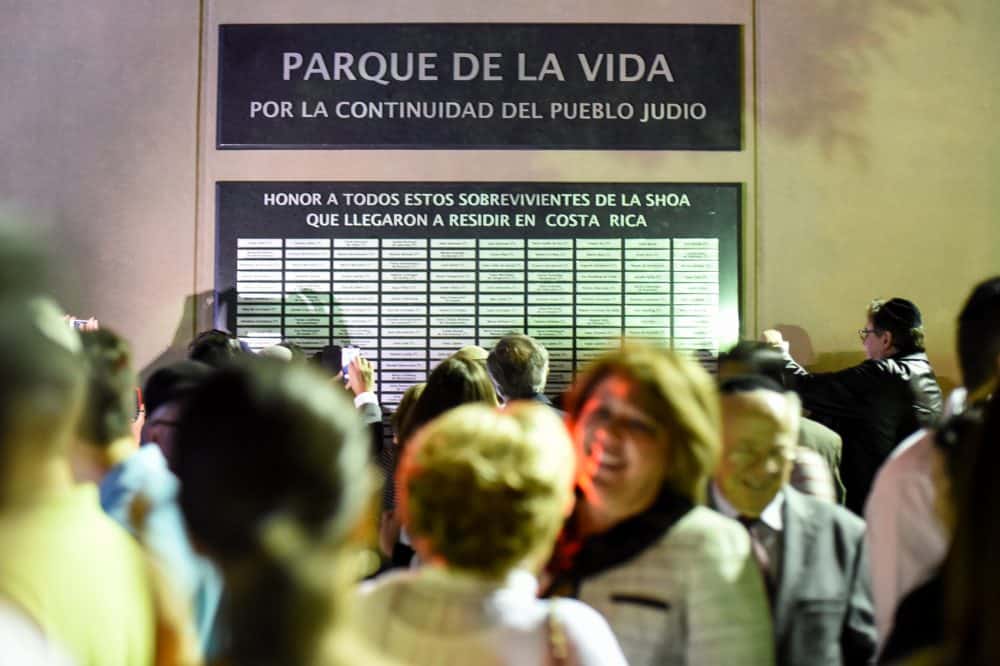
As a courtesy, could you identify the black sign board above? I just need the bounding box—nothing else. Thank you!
[216,181,740,403]
[217,24,742,150]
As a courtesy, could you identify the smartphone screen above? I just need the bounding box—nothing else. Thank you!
[341,345,360,380]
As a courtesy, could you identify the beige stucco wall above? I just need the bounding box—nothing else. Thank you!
[756,0,1000,389]
[1,1,996,386]
[0,2,202,374]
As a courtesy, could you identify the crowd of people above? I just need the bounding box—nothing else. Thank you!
[0,227,998,665]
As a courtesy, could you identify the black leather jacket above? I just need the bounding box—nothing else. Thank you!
[782,351,943,514]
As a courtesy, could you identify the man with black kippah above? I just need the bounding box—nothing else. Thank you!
[764,297,943,515]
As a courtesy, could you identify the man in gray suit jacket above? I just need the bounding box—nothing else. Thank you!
[712,375,877,665]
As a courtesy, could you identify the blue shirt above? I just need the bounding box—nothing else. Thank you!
[100,444,223,654]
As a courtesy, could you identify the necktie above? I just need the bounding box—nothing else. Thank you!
[738,515,775,604]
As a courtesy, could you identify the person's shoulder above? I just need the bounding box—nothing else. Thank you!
[861,356,903,376]
[800,416,841,442]
[875,429,937,483]
[356,568,414,598]
[878,352,935,380]
[353,569,416,631]
[676,504,745,531]
[550,595,613,624]
[666,506,750,557]
[787,486,865,537]
[549,597,628,666]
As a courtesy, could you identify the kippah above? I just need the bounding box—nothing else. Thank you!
[880,298,922,328]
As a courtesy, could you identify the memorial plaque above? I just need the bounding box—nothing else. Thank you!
[218,23,741,149]
[216,181,741,404]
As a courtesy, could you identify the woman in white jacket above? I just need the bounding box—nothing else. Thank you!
[545,345,775,666]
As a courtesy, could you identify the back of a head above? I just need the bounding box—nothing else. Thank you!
[78,329,136,447]
[0,220,54,301]
[945,385,1000,664]
[718,341,786,386]
[175,360,370,562]
[398,356,499,446]
[174,360,371,664]
[278,340,307,363]
[451,345,489,366]
[719,374,786,397]
[957,276,1000,394]
[400,402,574,579]
[188,329,243,368]
[390,382,425,439]
[869,297,925,354]
[310,344,343,377]
[0,297,86,485]
[565,345,720,504]
[142,360,213,419]
[487,334,549,400]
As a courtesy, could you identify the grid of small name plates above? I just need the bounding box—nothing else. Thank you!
[235,236,719,407]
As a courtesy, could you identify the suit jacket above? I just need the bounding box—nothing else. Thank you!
[782,351,942,514]
[573,506,774,666]
[774,487,876,665]
[798,417,846,503]
[357,399,384,459]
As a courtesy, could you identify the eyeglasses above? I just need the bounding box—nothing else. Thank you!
[858,328,881,342]
[727,447,797,470]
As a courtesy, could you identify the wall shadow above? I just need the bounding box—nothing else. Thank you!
[760,0,960,164]
[137,289,211,385]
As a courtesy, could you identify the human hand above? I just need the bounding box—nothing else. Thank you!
[761,329,789,354]
[347,355,375,395]
[63,315,100,331]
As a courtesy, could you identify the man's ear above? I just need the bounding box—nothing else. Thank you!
[882,329,895,351]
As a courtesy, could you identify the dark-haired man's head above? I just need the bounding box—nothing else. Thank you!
[864,297,925,359]
[141,360,213,469]
[487,334,549,401]
[188,329,244,368]
[0,297,86,503]
[716,375,801,518]
[718,341,786,386]
[957,277,1000,395]
[309,344,343,377]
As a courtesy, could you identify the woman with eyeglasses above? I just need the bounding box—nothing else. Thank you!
[763,297,943,514]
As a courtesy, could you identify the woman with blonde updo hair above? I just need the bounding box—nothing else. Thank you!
[355,402,626,666]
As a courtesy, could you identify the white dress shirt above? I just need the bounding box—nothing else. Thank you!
[711,482,785,582]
